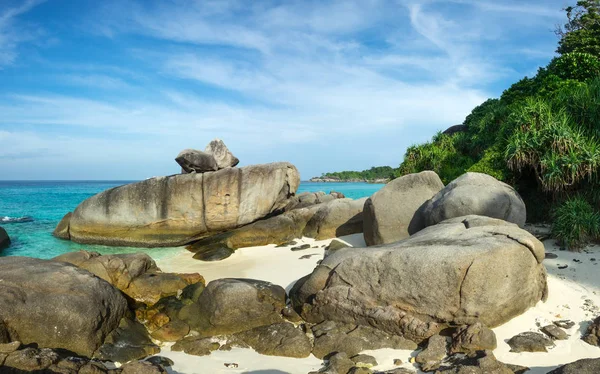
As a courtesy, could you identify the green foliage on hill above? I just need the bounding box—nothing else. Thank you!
[398,1,600,249]
[319,166,397,181]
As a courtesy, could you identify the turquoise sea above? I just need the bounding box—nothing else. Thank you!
[0,181,383,259]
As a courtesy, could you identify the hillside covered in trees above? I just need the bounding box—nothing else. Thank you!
[312,166,397,182]
[398,0,600,249]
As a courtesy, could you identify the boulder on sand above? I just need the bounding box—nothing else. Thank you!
[0,226,10,250]
[205,139,239,169]
[303,198,367,240]
[363,171,444,245]
[418,172,526,228]
[58,162,300,247]
[175,149,218,173]
[291,215,547,343]
[0,257,128,357]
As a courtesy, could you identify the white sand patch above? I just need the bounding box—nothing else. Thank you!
[154,234,600,374]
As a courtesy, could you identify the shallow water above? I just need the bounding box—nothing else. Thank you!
[0,180,382,259]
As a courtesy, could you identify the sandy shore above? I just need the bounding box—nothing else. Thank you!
[154,234,600,374]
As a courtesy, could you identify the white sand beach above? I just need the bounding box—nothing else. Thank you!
[154,233,600,374]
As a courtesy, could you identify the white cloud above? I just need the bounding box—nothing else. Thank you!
[0,0,45,68]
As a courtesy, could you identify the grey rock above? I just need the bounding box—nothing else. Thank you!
[351,354,378,367]
[192,245,234,261]
[554,320,575,329]
[311,321,417,359]
[63,162,300,247]
[363,171,444,245]
[234,322,312,358]
[291,244,311,251]
[547,358,600,374]
[180,278,286,337]
[450,323,497,354]
[418,172,526,228]
[120,360,168,374]
[0,341,21,354]
[146,356,174,367]
[442,124,467,136]
[0,257,127,357]
[378,369,415,374]
[326,239,350,252]
[204,138,239,169]
[175,149,219,173]
[434,350,513,374]
[94,318,159,363]
[416,335,447,366]
[304,198,368,240]
[349,367,373,374]
[507,332,554,353]
[541,325,568,340]
[171,336,221,356]
[52,212,72,240]
[0,226,9,251]
[292,216,547,343]
[583,316,600,346]
[545,252,558,259]
[324,352,355,374]
[2,347,61,372]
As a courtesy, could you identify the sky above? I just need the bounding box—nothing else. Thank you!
[0,0,570,180]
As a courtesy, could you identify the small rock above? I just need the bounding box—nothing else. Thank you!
[120,360,168,374]
[291,244,311,251]
[545,253,558,259]
[233,322,312,358]
[541,325,569,340]
[416,334,447,364]
[0,341,21,354]
[325,352,355,374]
[351,354,378,367]
[276,240,298,248]
[583,316,600,346]
[150,320,190,342]
[224,363,239,368]
[300,254,319,259]
[393,358,403,365]
[192,245,234,261]
[554,320,575,329]
[326,239,350,252]
[146,356,175,367]
[378,369,415,374]
[172,336,221,356]
[507,331,554,353]
[349,367,373,374]
[558,265,568,269]
[450,323,497,354]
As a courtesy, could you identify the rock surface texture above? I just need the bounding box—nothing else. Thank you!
[0,226,9,250]
[548,358,600,374]
[291,215,547,343]
[204,138,240,169]
[363,171,444,245]
[57,162,300,247]
[0,257,128,357]
[175,149,219,173]
[418,172,527,228]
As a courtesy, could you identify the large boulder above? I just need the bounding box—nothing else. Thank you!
[205,139,239,169]
[0,226,10,251]
[363,171,444,245]
[291,215,547,343]
[303,198,367,240]
[175,149,218,173]
[548,358,600,374]
[418,172,526,228]
[59,162,300,247]
[0,257,128,357]
[52,212,71,240]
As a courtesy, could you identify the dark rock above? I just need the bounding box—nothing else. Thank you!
[276,240,298,247]
[442,124,466,136]
[53,212,72,240]
[291,244,311,251]
[450,323,497,354]
[547,358,600,373]
[94,318,159,363]
[507,331,554,353]
[146,356,174,367]
[351,354,378,367]
[180,278,286,337]
[2,347,60,372]
[434,350,513,373]
[324,352,355,374]
[416,335,447,368]
[583,316,600,346]
[558,265,568,269]
[292,216,547,343]
[0,322,9,344]
[150,320,190,342]
[363,171,444,245]
[349,367,373,374]
[505,363,530,374]
[234,322,312,358]
[176,149,219,173]
[554,320,575,329]
[0,257,127,357]
[418,172,526,228]
[311,321,417,359]
[545,252,558,259]
[541,325,568,340]
[192,244,235,261]
[0,226,10,251]
[120,360,168,374]
[204,139,239,169]
[172,336,221,356]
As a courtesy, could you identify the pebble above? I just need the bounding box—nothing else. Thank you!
[291,244,311,251]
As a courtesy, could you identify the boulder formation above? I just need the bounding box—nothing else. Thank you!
[0,226,9,251]
[0,257,128,357]
[303,197,367,240]
[291,215,547,343]
[205,138,239,169]
[55,162,300,247]
[363,171,444,245]
[418,172,527,228]
[175,149,218,173]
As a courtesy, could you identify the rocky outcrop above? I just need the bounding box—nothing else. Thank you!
[291,215,547,343]
[582,315,600,346]
[53,212,71,240]
[176,149,219,173]
[205,138,239,169]
[548,358,600,374]
[0,257,128,357]
[303,198,367,240]
[418,172,526,228]
[0,226,9,251]
[363,171,444,245]
[53,251,204,305]
[57,162,300,247]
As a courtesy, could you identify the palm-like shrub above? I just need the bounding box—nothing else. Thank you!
[552,196,600,250]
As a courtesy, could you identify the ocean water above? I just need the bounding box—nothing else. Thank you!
[0,180,383,259]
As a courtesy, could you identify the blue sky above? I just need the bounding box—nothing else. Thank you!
[0,0,569,180]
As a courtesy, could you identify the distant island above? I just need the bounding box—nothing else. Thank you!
[310,166,397,183]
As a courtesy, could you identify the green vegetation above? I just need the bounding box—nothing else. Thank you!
[398,0,600,250]
[317,166,397,182]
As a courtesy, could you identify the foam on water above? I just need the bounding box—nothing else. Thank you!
[0,180,383,259]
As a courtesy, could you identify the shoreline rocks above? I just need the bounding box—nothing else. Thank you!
[0,226,9,251]
[56,162,300,247]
